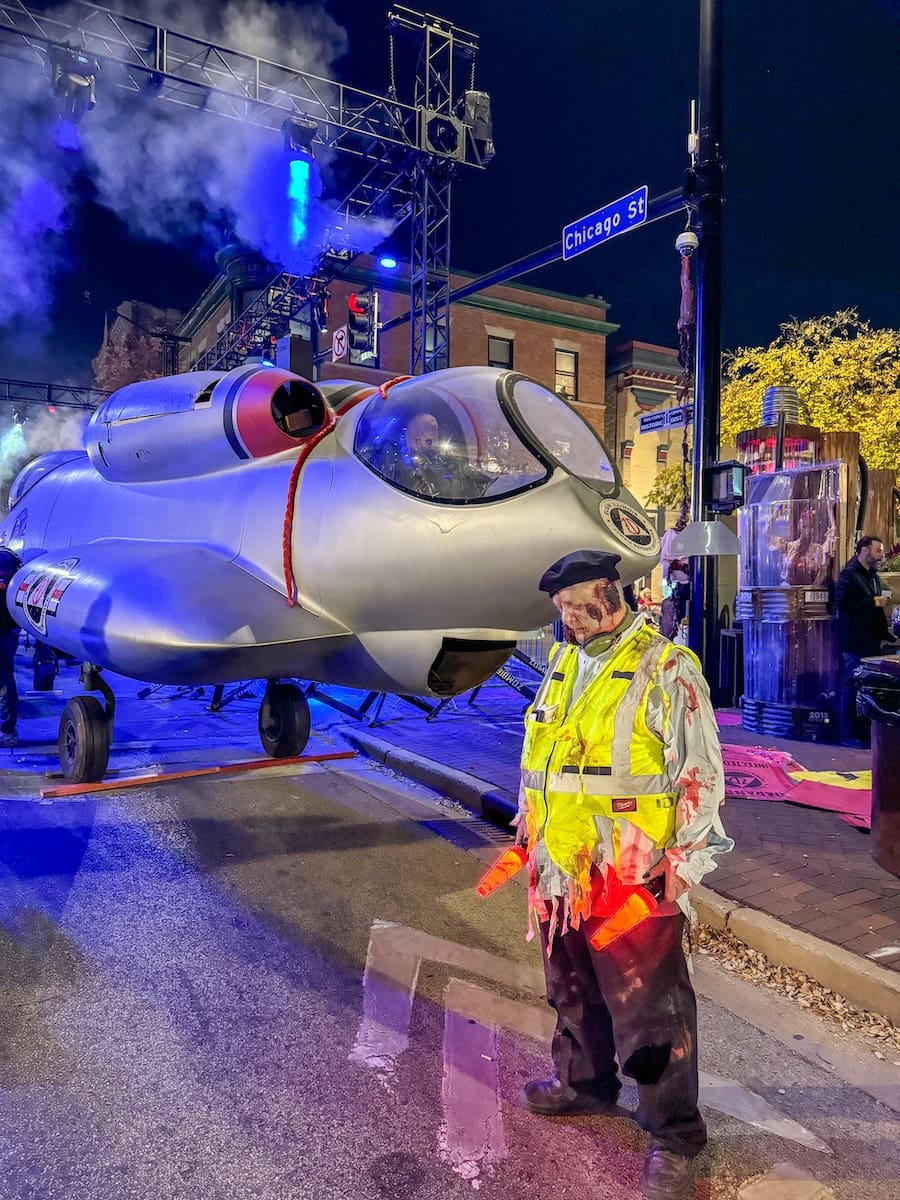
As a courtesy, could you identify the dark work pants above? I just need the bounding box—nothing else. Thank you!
[539,912,706,1158]
[0,628,19,734]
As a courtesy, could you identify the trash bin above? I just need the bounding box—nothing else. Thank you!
[855,656,900,877]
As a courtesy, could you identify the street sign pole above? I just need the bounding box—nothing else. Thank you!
[688,0,725,693]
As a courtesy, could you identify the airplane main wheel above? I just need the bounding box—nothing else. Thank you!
[258,683,310,758]
[58,695,110,783]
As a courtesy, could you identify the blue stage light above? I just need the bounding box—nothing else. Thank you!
[288,156,312,245]
[378,255,399,270]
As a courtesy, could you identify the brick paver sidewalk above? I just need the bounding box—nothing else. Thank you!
[327,680,900,973]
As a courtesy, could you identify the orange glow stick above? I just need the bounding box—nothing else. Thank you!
[475,845,528,897]
[589,885,659,950]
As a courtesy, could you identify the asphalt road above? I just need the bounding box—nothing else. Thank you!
[1,750,899,1200]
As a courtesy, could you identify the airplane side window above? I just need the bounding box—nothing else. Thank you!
[192,383,215,408]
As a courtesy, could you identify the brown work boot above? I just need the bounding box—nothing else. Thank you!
[520,1077,619,1117]
[641,1146,695,1200]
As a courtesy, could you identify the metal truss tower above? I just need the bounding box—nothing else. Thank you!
[0,1,492,374]
[390,7,481,374]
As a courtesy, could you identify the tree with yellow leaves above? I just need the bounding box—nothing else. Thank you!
[720,310,900,476]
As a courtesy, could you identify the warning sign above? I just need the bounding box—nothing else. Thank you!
[331,325,348,361]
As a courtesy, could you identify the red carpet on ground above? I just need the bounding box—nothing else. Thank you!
[720,744,871,829]
[720,747,795,801]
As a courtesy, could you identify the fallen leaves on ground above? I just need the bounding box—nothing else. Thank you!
[694,925,900,1056]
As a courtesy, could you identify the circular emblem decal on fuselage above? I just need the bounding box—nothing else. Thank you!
[597,499,660,556]
[14,557,79,637]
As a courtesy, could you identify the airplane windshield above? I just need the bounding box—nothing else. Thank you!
[353,368,549,503]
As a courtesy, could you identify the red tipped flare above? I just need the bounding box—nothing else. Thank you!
[475,845,528,897]
[589,885,658,950]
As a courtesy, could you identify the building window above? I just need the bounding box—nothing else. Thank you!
[487,335,513,369]
[555,350,578,403]
[657,444,669,464]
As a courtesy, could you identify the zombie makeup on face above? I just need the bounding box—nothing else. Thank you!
[554,578,626,645]
[585,579,621,621]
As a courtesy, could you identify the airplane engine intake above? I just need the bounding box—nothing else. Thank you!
[86,365,328,483]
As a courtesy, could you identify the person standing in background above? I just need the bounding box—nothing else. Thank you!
[835,535,897,744]
[0,545,22,748]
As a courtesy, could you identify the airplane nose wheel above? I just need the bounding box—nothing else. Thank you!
[58,695,111,783]
[258,681,311,758]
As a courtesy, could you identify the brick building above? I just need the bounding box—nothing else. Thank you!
[604,340,684,508]
[174,247,619,442]
[94,254,689,517]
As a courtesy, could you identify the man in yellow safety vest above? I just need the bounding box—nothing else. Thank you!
[517,548,732,1200]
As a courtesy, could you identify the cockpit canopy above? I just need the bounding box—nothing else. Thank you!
[353,367,617,504]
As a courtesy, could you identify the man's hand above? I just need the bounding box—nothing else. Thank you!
[646,855,690,905]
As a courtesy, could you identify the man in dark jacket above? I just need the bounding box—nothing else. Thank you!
[0,546,22,748]
[835,535,897,744]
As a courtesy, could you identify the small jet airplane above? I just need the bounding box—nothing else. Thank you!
[0,363,661,782]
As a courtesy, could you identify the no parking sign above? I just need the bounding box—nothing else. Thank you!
[331,325,348,361]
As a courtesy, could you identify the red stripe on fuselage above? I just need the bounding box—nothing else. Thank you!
[232,368,307,458]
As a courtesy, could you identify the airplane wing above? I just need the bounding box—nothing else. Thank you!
[9,541,352,685]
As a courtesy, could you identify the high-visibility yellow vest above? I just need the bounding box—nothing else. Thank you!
[521,624,697,903]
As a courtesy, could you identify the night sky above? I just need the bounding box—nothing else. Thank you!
[2,0,898,382]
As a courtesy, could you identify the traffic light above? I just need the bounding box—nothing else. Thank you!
[347,289,379,363]
[260,335,278,367]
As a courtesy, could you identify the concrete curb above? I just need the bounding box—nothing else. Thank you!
[339,727,518,830]
[341,727,900,1027]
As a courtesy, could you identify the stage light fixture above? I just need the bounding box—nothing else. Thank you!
[281,118,319,247]
[50,45,98,124]
[424,113,460,156]
[282,116,319,155]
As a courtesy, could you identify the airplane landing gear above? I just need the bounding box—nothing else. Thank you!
[258,681,310,758]
[58,665,115,783]
[33,641,58,692]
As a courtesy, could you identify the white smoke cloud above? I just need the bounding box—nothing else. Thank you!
[0,408,89,509]
[0,68,72,330]
[135,0,348,74]
[0,0,397,333]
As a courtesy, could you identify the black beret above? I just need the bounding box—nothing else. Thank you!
[539,549,622,595]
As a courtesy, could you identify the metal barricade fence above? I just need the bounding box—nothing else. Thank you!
[516,625,556,672]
